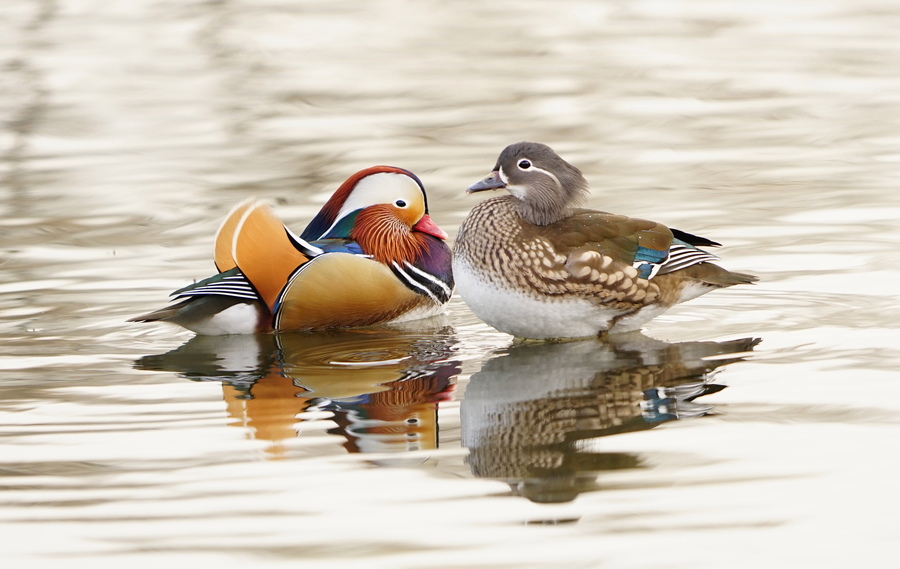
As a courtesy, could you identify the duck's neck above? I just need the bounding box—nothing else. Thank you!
[515,180,588,226]
[352,208,419,265]
[516,199,574,226]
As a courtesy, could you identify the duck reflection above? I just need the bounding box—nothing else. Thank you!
[461,334,760,504]
[135,320,460,458]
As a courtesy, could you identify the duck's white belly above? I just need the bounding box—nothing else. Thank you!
[185,302,264,335]
[454,259,627,339]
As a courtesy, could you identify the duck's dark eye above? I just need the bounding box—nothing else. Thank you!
[395,199,407,207]
[518,159,532,170]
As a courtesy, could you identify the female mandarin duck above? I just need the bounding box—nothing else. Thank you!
[130,166,454,335]
[453,142,757,340]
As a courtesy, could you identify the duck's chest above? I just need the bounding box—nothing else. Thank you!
[452,197,663,338]
[454,198,559,286]
[454,198,522,269]
[452,257,626,339]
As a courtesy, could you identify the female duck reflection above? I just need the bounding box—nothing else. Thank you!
[135,319,460,458]
[461,334,760,504]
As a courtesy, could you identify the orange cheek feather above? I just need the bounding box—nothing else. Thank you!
[352,206,418,264]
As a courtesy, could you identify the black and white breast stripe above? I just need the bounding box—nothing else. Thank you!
[172,270,259,301]
[657,244,720,275]
[390,261,452,304]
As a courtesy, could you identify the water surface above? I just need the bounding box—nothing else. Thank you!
[2,1,899,567]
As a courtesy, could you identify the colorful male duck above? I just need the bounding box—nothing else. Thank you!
[453,142,757,340]
[130,166,454,335]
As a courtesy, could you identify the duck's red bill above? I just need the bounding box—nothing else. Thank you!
[412,214,449,240]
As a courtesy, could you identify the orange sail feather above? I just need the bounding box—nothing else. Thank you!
[231,201,311,311]
[214,199,256,272]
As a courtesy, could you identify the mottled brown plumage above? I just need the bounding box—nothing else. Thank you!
[453,142,757,339]
[456,196,659,309]
[461,335,760,502]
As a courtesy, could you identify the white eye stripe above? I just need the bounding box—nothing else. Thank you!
[317,172,421,239]
[528,164,561,188]
[506,160,562,189]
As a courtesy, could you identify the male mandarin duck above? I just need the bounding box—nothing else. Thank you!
[130,166,454,335]
[452,142,757,340]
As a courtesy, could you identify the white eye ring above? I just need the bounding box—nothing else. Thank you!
[394,199,408,208]
[517,159,532,170]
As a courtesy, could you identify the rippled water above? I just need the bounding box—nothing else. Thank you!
[3,1,899,567]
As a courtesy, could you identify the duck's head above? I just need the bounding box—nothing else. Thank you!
[303,166,448,242]
[468,142,589,226]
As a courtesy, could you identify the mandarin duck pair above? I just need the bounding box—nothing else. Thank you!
[132,143,756,339]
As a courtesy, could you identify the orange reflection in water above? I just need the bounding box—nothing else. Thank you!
[137,321,460,458]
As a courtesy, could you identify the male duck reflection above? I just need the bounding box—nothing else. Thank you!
[130,166,454,334]
[454,142,757,340]
[462,334,760,503]
[134,323,461,458]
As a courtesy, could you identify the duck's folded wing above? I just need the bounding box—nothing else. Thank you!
[545,211,729,280]
[534,211,668,278]
[273,253,421,331]
[657,240,720,275]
